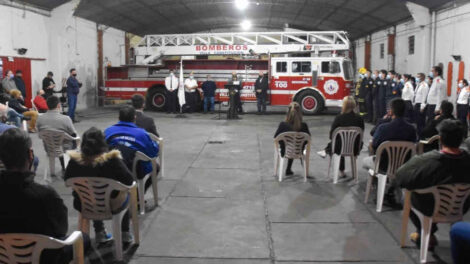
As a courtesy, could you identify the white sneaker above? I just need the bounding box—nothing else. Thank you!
[122,232,134,244]
[316,150,327,159]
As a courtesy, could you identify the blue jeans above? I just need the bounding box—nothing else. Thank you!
[7,109,23,127]
[203,97,215,112]
[67,94,77,121]
[451,222,470,264]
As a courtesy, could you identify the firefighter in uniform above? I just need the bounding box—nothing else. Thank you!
[376,70,388,121]
[425,66,447,123]
[385,70,397,108]
[370,70,379,123]
[355,67,367,116]
[362,70,373,123]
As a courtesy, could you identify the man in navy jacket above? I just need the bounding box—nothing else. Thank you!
[105,106,159,190]
[66,68,82,122]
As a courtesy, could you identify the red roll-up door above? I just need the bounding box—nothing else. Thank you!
[1,57,32,108]
[447,62,453,97]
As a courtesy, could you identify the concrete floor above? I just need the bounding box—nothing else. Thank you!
[29,105,467,264]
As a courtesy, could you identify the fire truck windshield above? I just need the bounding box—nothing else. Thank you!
[342,60,354,80]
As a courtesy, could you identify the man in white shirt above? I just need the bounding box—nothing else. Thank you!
[165,69,179,114]
[425,66,447,123]
[413,73,430,134]
[184,71,199,113]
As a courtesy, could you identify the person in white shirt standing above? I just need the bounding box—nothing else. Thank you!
[165,69,179,114]
[425,66,447,123]
[401,74,415,122]
[184,71,199,113]
[456,79,470,136]
[413,73,430,134]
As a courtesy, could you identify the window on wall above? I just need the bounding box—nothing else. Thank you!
[380,43,385,59]
[408,35,415,55]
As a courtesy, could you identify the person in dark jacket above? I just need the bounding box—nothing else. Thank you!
[317,96,364,178]
[274,102,310,176]
[66,68,82,123]
[14,70,26,98]
[65,127,135,244]
[395,120,470,248]
[9,89,38,133]
[131,94,159,137]
[255,71,269,114]
[0,128,74,263]
[201,75,217,113]
[105,106,159,192]
[420,100,455,140]
[42,71,56,98]
[376,70,388,121]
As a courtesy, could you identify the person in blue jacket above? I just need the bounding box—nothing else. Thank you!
[105,106,159,192]
[66,68,82,123]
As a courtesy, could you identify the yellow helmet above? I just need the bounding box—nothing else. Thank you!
[358,67,367,74]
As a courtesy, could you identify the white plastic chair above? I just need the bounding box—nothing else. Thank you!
[417,135,440,155]
[0,231,84,264]
[65,177,139,261]
[400,184,470,263]
[147,133,164,179]
[274,132,311,182]
[327,127,363,184]
[132,151,159,215]
[39,129,80,182]
[364,141,416,212]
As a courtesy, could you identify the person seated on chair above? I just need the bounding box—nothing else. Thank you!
[0,108,15,134]
[420,100,455,140]
[0,128,82,263]
[131,94,159,137]
[317,96,364,179]
[65,127,135,244]
[274,102,310,176]
[33,89,49,113]
[8,90,39,133]
[105,106,159,193]
[362,98,417,207]
[0,93,25,128]
[395,119,470,249]
[37,96,77,173]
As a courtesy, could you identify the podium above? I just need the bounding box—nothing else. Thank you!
[225,84,240,119]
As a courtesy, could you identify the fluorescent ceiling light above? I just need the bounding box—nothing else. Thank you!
[241,20,252,30]
[235,0,249,10]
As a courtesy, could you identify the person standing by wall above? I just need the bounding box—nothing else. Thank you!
[414,73,429,134]
[201,75,217,114]
[401,74,415,122]
[376,70,388,121]
[456,79,470,137]
[14,70,26,99]
[255,71,268,114]
[425,66,447,123]
[66,68,82,123]
[371,70,379,123]
[184,71,198,113]
[1,70,18,94]
[229,72,243,114]
[42,71,56,98]
[165,69,179,114]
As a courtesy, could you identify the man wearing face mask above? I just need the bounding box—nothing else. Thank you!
[371,70,379,123]
[363,70,374,123]
[165,69,179,114]
[255,71,269,114]
[376,70,388,121]
[66,68,82,123]
[184,71,198,113]
[425,66,447,123]
[456,79,470,136]
[385,70,397,107]
[356,68,368,119]
[413,73,429,134]
[228,72,243,114]
[14,70,26,99]
[1,70,18,94]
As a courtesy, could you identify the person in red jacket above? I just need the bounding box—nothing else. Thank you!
[33,89,48,113]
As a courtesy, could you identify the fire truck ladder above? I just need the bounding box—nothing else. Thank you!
[136,31,350,64]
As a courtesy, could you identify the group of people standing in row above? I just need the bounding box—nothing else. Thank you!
[0,68,83,133]
[164,70,269,115]
[355,65,470,135]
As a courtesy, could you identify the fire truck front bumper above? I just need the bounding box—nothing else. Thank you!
[325,99,343,109]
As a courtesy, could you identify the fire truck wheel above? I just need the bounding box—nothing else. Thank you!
[296,90,324,115]
[146,87,167,111]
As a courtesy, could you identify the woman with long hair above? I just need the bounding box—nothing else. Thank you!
[274,102,310,176]
[8,89,38,132]
[64,127,135,244]
[317,96,364,178]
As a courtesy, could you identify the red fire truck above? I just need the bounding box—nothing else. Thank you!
[103,31,354,114]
